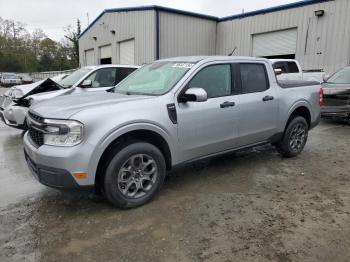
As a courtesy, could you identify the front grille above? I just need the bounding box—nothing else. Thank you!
[28,111,45,147]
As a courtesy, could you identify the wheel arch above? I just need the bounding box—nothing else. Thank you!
[285,103,311,130]
[94,126,173,191]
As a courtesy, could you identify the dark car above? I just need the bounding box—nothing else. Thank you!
[321,66,350,121]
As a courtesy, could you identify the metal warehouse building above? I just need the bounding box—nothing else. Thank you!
[79,0,350,74]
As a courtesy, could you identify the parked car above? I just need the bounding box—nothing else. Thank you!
[321,66,350,121]
[0,73,22,87]
[23,56,322,208]
[271,59,325,83]
[18,73,33,84]
[0,65,138,129]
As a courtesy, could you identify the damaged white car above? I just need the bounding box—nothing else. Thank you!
[0,65,139,129]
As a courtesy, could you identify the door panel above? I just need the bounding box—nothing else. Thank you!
[235,63,278,147]
[176,63,238,160]
[235,90,278,147]
[177,97,238,160]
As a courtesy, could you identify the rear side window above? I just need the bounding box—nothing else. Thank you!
[240,63,269,93]
[187,64,231,98]
[286,62,299,73]
[116,68,137,84]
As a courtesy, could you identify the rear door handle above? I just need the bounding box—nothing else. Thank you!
[262,95,274,102]
[220,101,235,108]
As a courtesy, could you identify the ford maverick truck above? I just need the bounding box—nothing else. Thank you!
[23,56,322,208]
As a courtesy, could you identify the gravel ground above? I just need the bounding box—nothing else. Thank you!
[0,98,349,261]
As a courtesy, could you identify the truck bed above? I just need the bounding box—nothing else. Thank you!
[278,80,320,89]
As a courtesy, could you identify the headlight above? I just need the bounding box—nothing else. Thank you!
[13,89,24,98]
[42,119,83,146]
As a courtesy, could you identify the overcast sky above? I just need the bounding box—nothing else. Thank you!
[0,0,297,41]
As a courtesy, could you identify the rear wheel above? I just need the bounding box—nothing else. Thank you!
[276,116,308,158]
[103,142,166,208]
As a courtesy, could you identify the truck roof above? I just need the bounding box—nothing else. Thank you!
[82,64,140,70]
[158,56,270,63]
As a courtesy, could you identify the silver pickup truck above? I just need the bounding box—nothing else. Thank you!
[23,56,322,208]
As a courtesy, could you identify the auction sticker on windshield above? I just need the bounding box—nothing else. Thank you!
[172,63,194,69]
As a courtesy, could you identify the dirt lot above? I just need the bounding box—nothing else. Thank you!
[0,87,350,261]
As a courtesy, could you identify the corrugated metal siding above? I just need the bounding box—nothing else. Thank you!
[79,10,156,66]
[216,0,350,74]
[159,12,217,59]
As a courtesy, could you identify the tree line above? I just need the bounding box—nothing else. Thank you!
[0,17,80,73]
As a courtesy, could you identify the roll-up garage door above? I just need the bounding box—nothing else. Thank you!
[119,39,135,65]
[85,49,95,66]
[99,45,112,64]
[252,28,297,57]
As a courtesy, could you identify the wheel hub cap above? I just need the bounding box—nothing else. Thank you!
[289,123,306,151]
[117,154,158,199]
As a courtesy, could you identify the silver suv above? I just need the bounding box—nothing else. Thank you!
[23,56,322,208]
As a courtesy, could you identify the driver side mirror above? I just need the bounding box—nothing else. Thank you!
[274,68,283,75]
[80,79,92,88]
[322,74,329,83]
[179,88,208,103]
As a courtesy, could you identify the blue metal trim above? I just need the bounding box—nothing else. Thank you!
[78,0,333,38]
[219,0,333,22]
[79,5,218,39]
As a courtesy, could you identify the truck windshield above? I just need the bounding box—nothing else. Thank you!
[114,62,194,95]
[327,67,350,84]
[59,68,93,88]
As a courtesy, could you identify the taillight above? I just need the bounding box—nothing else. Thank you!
[319,87,324,106]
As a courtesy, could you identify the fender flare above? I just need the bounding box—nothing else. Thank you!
[87,122,174,177]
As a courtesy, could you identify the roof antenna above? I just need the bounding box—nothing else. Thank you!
[228,46,237,56]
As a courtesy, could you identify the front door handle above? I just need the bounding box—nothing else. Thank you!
[220,101,235,108]
[262,95,274,102]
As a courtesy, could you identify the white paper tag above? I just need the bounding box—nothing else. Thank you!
[172,63,194,69]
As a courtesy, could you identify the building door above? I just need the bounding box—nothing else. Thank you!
[119,39,135,65]
[85,49,95,66]
[252,28,298,58]
[99,45,112,64]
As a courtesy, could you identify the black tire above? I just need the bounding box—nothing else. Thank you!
[103,142,166,208]
[276,116,309,158]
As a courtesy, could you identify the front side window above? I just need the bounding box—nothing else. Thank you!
[85,68,117,88]
[327,67,350,84]
[115,62,193,95]
[59,68,92,88]
[187,64,231,98]
[240,63,269,93]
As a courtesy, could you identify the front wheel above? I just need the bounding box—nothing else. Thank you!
[103,142,166,208]
[276,116,309,158]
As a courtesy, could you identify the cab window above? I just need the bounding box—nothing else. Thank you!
[240,63,269,93]
[85,68,117,88]
[187,64,231,98]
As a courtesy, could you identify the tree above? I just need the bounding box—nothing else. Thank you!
[0,16,78,73]
[64,19,81,67]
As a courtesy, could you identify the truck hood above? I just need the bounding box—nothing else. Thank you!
[30,92,153,119]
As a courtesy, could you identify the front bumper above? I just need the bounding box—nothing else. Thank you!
[24,150,83,189]
[23,132,96,189]
[321,106,350,119]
